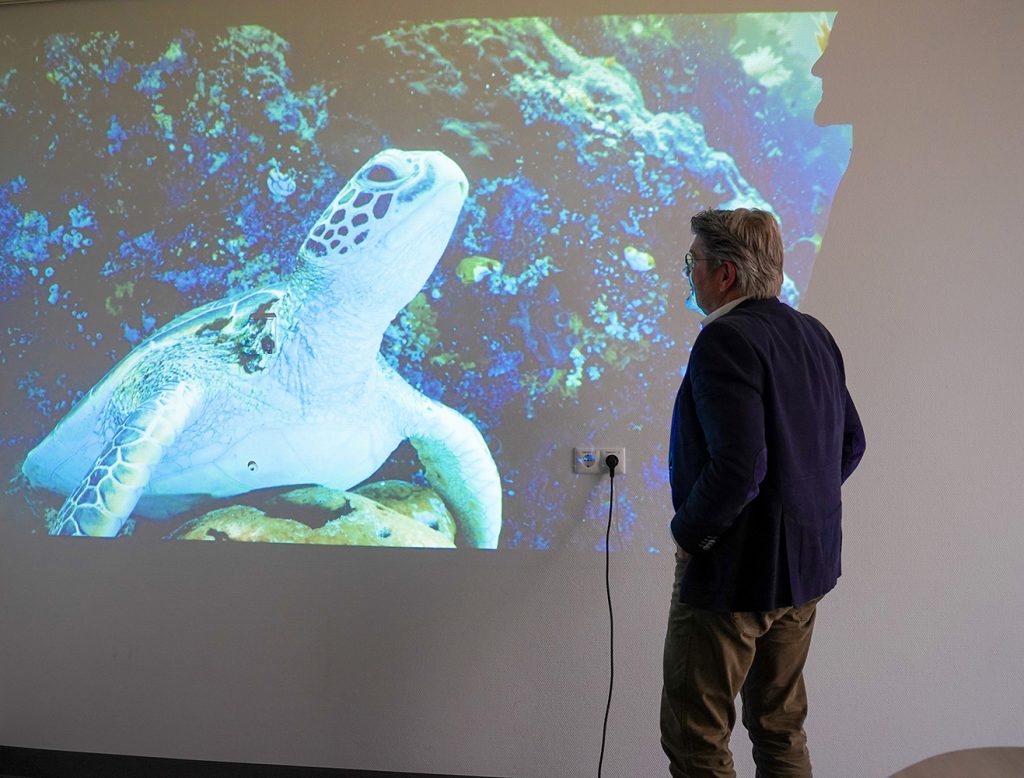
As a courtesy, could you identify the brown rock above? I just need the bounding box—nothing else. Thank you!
[167,484,456,548]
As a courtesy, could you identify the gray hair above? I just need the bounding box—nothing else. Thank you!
[690,208,784,299]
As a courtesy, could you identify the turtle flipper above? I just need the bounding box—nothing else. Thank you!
[404,398,502,550]
[51,382,203,537]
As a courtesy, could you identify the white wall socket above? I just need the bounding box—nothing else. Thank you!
[573,446,626,475]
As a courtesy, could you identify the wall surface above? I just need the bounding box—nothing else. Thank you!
[1,1,1022,777]
[798,1,1024,772]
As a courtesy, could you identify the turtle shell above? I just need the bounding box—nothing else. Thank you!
[22,285,288,497]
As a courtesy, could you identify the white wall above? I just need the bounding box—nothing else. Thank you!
[799,1,1024,772]
[0,1,1021,777]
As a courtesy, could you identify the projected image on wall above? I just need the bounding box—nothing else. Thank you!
[0,13,850,548]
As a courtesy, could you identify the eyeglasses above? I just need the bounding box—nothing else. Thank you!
[683,251,713,277]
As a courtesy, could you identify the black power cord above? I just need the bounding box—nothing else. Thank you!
[597,453,619,778]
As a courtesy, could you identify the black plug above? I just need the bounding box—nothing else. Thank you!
[605,453,619,479]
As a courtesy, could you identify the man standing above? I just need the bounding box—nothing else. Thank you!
[661,209,865,777]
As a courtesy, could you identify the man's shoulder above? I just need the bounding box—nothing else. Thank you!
[689,308,762,371]
[698,299,838,359]
[728,298,831,334]
[700,298,780,337]
[712,296,780,321]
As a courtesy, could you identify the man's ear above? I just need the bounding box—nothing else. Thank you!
[719,261,737,291]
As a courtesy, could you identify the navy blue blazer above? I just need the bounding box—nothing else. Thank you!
[669,297,865,612]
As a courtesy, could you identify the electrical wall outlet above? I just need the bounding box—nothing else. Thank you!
[574,446,626,475]
[573,447,599,474]
[598,447,626,475]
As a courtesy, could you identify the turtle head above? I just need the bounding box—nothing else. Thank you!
[300,149,468,310]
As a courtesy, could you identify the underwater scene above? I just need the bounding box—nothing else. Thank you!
[0,13,850,549]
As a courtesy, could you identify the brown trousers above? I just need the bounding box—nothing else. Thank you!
[660,555,820,778]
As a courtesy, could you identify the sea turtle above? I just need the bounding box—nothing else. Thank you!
[21,149,502,548]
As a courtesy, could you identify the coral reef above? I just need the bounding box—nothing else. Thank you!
[168,482,457,547]
[1,13,849,550]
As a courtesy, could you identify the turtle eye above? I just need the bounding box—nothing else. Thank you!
[366,164,399,183]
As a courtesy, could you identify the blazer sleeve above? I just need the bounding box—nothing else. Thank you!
[670,321,768,554]
[841,387,865,483]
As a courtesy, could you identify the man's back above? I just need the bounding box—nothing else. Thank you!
[669,297,864,611]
